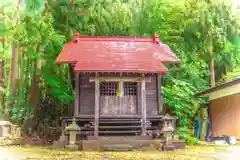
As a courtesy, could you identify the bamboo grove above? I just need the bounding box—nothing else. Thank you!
[0,0,240,137]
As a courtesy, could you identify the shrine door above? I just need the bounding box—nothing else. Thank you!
[100,81,137,115]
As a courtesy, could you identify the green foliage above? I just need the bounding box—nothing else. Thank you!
[1,0,74,125]
[218,65,240,84]
[0,0,239,134]
[186,136,200,145]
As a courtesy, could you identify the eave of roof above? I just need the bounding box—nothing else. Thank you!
[196,78,240,97]
[55,33,180,73]
[56,40,180,65]
[74,60,169,73]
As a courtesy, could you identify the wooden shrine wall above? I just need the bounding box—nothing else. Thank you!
[146,75,158,115]
[77,73,160,116]
[79,73,95,115]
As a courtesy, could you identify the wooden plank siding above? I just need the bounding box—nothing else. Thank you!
[100,96,137,115]
[79,73,95,115]
[157,74,163,114]
[100,96,119,115]
[77,73,161,116]
[146,74,158,115]
[210,93,240,139]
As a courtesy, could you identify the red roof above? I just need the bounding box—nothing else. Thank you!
[74,61,168,73]
[56,33,180,73]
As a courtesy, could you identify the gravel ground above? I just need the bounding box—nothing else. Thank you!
[0,145,240,160]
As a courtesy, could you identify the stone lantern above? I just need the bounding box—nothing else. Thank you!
[162,113,177,151]
[0,121,12,139]
[65,118,80,149]
[11,125,21,138]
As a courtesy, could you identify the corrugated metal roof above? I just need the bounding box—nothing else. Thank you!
[56,33,180,73]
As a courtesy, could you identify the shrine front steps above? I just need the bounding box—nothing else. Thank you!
[80,136,164,151]
[80,137,185,151]
[88,135,153,140]
[103,144,133,151]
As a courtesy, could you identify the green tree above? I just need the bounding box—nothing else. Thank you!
[0,0,239,137]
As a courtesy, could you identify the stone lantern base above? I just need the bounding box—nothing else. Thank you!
[66,144,78,149]
[0,121,23,146]
[0,121,12,139]
[65,131,79,149]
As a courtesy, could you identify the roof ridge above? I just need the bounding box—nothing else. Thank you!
[75,36,153,42]
[73,32,159,43]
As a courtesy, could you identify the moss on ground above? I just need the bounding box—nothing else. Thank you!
[0,145,238,160]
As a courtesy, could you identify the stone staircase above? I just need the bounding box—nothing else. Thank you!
[82,136,155,150]
[103,144,133,151]
[64,117,162,139]
[97,117,142,136]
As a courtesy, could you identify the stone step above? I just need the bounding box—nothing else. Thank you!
[102,118,141,120]
[87,125,156,129]
[99,130,140,134]
[94,121,141,124]
[162,144,176,151]
[81,139,160,150]
[103,144,133,151]
[90,125,142,129]
[87,135,152,140]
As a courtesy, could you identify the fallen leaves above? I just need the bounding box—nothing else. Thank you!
[0,145,239,160]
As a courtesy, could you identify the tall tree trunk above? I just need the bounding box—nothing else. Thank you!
[27,0,49,135]
[7,0,22,119]
[0,5,6,116]
[201,4,216,88]
[210,58,215,87]
[208,35,215,88]
[28,45,43,135]
[0,37,4,114]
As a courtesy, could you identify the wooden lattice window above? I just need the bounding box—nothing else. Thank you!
[124,82,137,96]
[100,82,117,96]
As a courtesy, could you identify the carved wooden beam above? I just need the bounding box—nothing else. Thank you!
[89,76,151,83]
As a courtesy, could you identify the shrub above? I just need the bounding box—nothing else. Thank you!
[185,137,200,145]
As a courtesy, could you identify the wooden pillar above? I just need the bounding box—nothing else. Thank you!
[137,82,141,115]
[74,72,80,117]
[157,74,163,114]
[94,74,100,137]
[119,79,124,114]
[141,75,147,136]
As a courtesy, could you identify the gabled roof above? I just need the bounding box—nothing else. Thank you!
[56,33,180,73]
[196,78,240,97]
[196,78,240,100]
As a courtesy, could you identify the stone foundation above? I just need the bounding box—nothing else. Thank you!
[0,121,23,146]
[0,121,12,139]
[0,138,24,146]
[81,136,165,151]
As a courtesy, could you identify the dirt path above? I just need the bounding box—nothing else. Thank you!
[0,145,239,160]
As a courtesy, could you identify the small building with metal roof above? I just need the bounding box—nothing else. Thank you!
[197,78,240,139]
